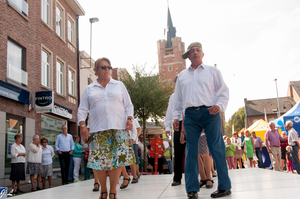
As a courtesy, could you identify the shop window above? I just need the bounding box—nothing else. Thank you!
[41,115,66,168]
[5,114,25,175]
[7,40,28,85]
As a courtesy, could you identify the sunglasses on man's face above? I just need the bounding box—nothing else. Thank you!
[99,66,112,70]
[43,142,47,143]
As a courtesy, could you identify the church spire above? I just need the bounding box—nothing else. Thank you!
[165,6,176,48]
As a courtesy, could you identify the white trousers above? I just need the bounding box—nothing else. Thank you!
[73,157,82,181]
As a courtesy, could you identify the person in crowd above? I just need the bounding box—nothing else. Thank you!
[286,146,294,173]
[78,57,135,199]
[265,121,287,171]
[40,137,54,189]
[120,118,141,189]
[225,137,236,169]
[73,135,83,182]
[10,133,26,194]
[55,125,74,185]
[82,141,91,181]
[231,132,243,169]
[164,75,186,186]
[173,42,231,199]
[198,131,214,188]
[244,130,255,168]
[286,121,300,174]
[280,131,288,171]
[148,135,166,174]
[138,135,149,170]
[252,131,263,168]
[27,135,42,191]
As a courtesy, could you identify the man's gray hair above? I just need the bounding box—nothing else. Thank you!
[286,121,293,128]
[33,134,39,139]
[268,121,275,126]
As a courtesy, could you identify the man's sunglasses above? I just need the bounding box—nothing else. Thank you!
[99,66,112,70]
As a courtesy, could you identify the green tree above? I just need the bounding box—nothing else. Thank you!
[119,64,173,171]
[225,107,245,137]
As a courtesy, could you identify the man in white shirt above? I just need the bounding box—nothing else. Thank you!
[286,121,300,174]
[173,42,231,199]
[165,78,186,186]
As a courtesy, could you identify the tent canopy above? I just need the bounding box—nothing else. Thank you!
[247,119,270,142]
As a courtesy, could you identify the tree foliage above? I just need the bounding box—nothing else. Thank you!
[119,64,173,170]
[225,107,245,137]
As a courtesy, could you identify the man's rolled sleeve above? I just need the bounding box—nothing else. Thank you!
[77,88,90,126]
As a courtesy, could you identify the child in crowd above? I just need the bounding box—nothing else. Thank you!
[286,146,294,173]
[225,137,236,169]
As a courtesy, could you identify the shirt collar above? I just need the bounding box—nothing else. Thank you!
[188,62,205,70]
[91,78,118,87]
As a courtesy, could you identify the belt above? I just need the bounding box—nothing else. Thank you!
[270,146,280,148]
[186,105,206,110]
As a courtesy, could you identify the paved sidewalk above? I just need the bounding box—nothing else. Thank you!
[7,172,95,197]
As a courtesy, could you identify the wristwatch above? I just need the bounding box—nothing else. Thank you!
[127,118,133,121]
[80,125,86,128]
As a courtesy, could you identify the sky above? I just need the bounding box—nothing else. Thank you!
[77,0,300,121]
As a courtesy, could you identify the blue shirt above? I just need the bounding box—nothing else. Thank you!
[55,133,74,152]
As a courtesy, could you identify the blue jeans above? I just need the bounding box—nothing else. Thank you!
[255,148,263,168]
[184,107,231,193]
[291,145,300,174]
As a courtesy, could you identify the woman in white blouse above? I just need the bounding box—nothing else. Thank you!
[10,133,26,194]
[78,57,135,199]
[27,135,42,191]
[231,132,243,169]
[40,137,54,189]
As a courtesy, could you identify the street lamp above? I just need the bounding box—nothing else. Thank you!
[81,17,99,69]
[274,79,281,117]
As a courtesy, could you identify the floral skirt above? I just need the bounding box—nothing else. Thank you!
[26,163,42,175]
[87,129,136,171]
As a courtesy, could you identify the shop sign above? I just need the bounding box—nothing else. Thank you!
[35,91,54,110]
[41,115,66,132]
[51,103,73,119]
[0,80,29,104]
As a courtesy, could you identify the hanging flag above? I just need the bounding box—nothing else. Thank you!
[264,108,268,122]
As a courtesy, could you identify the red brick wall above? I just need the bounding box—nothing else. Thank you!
[0,0,79,135]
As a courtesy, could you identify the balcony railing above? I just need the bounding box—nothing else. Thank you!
[8,0,28,16]
[7,64,28,85]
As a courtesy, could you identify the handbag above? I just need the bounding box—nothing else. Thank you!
[253,154,258,161]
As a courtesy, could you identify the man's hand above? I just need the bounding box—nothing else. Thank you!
[57,150,62,155]
[180,131,186,144]
[267,148,272,154]
[126,120,133,131]
[173,119,179,131]
[165,131,171,138]
[208,105,220,115]
[69,150,73,155]
[80,126,89,143]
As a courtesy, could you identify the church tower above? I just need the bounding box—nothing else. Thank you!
[157,7,186,87]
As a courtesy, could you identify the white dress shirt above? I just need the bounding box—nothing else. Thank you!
[164,94,183,131]
[129,119,140,141]
[27,143,42,163]
[78,78,134,133]
[10,143,26,163]
[231,137,242,150]
[288,128,298,146]
[173,63,229,119]
[41,145,54,165]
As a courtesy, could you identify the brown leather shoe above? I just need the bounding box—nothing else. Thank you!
[171,181,181,186]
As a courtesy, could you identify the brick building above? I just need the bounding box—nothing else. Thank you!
[0,0,84,186]
[157,7,186,88]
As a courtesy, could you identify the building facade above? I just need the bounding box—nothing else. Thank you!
[0,0,84,186]
[157,7,186,88]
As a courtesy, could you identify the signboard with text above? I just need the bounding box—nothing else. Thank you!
[35,91,54,110]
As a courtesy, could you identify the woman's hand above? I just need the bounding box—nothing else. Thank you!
[80,126,89,143]
[180,131,186,144]
[126,120,133,131]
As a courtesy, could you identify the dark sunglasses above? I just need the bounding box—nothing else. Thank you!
[42,142,47,143]
[99,66,112,70]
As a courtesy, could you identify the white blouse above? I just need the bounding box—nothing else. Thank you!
[27,143,42,163]
[77,78,134,133]
[41,145,54,165]
[10,143,26,163]
[231,137,242,150]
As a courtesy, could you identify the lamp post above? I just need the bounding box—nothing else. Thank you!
[274,78,281,117]
[81,17,99,69]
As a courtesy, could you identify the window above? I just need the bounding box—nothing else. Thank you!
[56,60,64,94]
[88,78,93,85]
[8,0,28,16]
[41,0,50,25]
[41,49,51,88]
[56,3,64,38]
[68,17,75,43]
[168,66,172,71]
[68,69,75,95]
[7,40,28,85]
